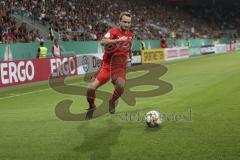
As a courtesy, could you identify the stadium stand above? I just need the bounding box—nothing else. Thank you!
[1,0,239,43]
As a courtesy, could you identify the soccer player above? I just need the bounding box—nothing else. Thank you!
[86,11,134,115]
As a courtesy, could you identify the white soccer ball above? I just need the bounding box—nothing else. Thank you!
[145,110,162,128]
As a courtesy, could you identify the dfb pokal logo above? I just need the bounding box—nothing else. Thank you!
[82,56,89,72]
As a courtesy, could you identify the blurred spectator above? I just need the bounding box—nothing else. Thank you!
[1,0,240,43]
[160,35,168,48]
[37,41,47,59]
[51,39,62,57]
[48,25,54,41]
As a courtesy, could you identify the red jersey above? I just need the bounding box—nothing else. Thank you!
[102,27,134,62]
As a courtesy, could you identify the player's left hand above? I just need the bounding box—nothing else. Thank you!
[117,36,131,42]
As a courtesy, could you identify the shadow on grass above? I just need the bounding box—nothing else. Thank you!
[73,121,122,160]
[144,125,163,132]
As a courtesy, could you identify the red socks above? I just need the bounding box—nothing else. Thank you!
[111,86,124,103]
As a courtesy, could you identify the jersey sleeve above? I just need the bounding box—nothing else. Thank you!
[103,28,117,39]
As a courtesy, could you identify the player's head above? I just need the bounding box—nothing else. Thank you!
[119,12,132,32]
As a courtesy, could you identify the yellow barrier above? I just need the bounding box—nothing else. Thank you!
[141,49,164,63]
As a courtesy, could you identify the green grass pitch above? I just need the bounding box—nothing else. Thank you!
[0,52,240,160]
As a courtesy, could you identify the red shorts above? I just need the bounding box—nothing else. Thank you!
[96,57,127,85]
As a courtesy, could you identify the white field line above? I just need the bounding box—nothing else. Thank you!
[0,82,83,101]
[0,71,144,101]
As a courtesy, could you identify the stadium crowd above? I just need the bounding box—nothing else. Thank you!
[0,0,239,43]
[0,1,43,43]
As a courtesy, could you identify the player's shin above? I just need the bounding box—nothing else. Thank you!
[111,86,124,103]
[86,89,96,108]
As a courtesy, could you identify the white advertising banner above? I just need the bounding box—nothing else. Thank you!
[164,47,190,61]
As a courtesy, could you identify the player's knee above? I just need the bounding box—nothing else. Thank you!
[115,78,125,88]
[88,79,100,90]
[88,83,95,90]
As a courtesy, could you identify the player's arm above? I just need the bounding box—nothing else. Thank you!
[100,30,130,45]
[129,34,135,59]
[100,37,130,45]
[129,46,133,59]
[100,38,117,45]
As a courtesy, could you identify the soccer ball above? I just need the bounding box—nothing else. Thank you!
[145,111,162,128]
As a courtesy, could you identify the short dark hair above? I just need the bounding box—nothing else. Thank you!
[119,12,132,21]
[40,41,44,46]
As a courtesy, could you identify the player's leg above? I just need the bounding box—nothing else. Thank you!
[86,63,110,110]
[86,78,100,119]
[86,78,101,109]
[109,54,128,113]
[109,77,126,114]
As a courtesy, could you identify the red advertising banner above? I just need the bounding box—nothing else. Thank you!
[0,56,77,88]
